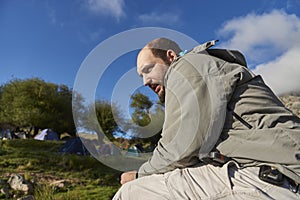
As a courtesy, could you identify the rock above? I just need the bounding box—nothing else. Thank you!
[50,180,66,188]
[7,174,33,194]
[292,102,300,109]
[1,187,10,198]
[280,95,300,118]
[17,195,34,200]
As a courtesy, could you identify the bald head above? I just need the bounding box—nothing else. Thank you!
[145,38,182,54]
[139,38,182,65]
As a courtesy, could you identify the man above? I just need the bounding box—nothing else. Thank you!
[113,38,300,199]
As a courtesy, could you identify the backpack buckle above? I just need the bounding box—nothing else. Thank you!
[201,151,230,166]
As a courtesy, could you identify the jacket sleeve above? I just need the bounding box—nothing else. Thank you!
[137,54,228,177]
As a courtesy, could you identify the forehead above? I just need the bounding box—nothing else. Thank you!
[137,48,155,67]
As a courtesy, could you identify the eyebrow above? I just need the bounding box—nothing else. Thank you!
[141,64,154,72]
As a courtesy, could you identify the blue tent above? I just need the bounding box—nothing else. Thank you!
[58,137,88,156]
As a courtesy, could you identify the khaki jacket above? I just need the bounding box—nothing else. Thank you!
[138,42,300,183]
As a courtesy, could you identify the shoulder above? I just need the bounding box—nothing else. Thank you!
[166,52,226,81]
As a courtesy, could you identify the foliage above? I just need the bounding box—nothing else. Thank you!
[76,100,126,141]
[129,92,164,145]
[95,100,126,141]
[130,92,153,127]
[0,78,75,135]
[34,184,56,200]
[130,93,153,112]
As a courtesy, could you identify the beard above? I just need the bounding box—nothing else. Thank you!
[157,60,171,104]
[158,86,166,103]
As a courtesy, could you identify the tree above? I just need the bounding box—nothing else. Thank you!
[129,92,164,144]
[96,100,126,141]
[0,78,75,136]
[77,99,126,141]
[130,92,153,127]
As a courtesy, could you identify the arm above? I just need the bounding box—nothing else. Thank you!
[138,55,228,177]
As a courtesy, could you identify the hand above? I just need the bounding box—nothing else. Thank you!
[120,171,137,185]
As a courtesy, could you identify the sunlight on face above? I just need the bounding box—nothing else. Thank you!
[137,48,170,102]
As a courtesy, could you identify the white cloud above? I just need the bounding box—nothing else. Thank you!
[138,12,180,25]
[85,0,125,20]
[218,10,300,94]
[254,47,300,95]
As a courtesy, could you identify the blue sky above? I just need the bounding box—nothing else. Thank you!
[1,0,300,106]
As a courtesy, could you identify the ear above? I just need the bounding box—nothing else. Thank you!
[166,50,178,63]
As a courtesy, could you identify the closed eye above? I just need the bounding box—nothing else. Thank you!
[142,64,154,74]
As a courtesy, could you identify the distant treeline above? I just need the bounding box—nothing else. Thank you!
[0,78,164,144]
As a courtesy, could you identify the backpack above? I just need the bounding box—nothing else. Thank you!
[188,40,252,164]
[189,39,247,67]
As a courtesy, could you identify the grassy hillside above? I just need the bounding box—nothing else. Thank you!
[0,139,121,200]
[1,94,298,199]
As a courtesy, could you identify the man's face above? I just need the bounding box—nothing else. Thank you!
[137,48,170,103]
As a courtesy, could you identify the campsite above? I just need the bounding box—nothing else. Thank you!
[0,137,149,200]
[0,78,161,199]
[1,93,300,199]
[0,123,153,200]
[1,1,300,198]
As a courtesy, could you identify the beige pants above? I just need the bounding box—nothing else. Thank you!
[113,162,300,200]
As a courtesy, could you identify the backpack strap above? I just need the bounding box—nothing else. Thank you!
[190,39,219,53]
[206,49,247,67]
[188,40,247,67]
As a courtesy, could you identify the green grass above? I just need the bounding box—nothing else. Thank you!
[0,139,121,200]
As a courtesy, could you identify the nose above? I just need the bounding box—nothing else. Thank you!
[143,75,151,86]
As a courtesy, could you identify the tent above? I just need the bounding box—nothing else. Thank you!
[58,137,89,156]
[125,145,142,157]
[0,129,12,140]
[34,129,59,141]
